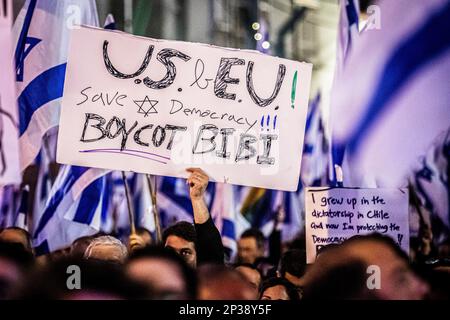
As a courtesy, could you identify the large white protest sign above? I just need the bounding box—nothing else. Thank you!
[0,0,21,185]
[57,26,312,191]
[305,187,409,263]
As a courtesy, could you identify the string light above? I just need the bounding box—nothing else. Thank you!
[251,22,260,30]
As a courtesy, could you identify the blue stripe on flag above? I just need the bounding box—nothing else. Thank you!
[34,239,49,256]
[18,63,66,135]
[72,177,104,224]
[345,0,359,27]
[347,2,450,155]
[15,0,37,79]
[101,175,111,224]
[34,166,88,237]
[222,219,235,239]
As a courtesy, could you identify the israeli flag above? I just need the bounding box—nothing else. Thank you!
[111,172,155,239]
[330,0,360,185]
[210,183,250,262]
[0,184,19,228]
[411,129,450,244]
[157,176,216,228]
[332,0,450,188]
[301,93,329,187]
[33,165,109,255]
[13,0,99,171]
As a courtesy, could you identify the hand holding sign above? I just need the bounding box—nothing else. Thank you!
[186,167,209,200]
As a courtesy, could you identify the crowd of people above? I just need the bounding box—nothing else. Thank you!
[0,169,448,300]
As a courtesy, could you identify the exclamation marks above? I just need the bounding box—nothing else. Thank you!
[261,106,280,131]
[260,114,278,131]
[291,70,298,109]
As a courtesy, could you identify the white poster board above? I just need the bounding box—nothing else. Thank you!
[305,187,409,263]
[0,8,21,185]
[57,26,312,191]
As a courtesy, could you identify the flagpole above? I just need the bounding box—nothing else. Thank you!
[121,171,136,235]
[146,174,162,243]
[124,0,133,33]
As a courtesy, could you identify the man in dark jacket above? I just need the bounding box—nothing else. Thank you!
[163,168,224,268]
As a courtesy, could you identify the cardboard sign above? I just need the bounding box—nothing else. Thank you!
[0,16,20,185]
[305,187,409,263]
[57,26,312,191]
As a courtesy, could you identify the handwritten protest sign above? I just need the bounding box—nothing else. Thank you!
[305,187,409,263]
[0,3,20,185]
[57,26,312,191]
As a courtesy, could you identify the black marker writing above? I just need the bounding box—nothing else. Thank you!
[246,61,286,107]
[214,57,245,100]
[103,40,154,79]
[190,59,213,89]
[143,49,191,89]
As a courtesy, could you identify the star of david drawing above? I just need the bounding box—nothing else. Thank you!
[133,96,159,117]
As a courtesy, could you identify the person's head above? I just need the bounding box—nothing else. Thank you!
[135,227,153,246]
[0,241,35,299]
[259,277,300,300]
[278,249,307,287]
[0,227,33,253]
[237,228,265,264]
[234,263,262,295]
[84,235,127,264]
[126,245,197,299]
[197,264,256,300]
[16,257,147,299]
[163,221,197,268]
[303,233,430,300]
[71,235,96,258]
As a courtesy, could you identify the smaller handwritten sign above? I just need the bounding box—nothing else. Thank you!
[305,187,409,263]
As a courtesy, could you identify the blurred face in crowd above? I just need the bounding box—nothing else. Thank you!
[260,285,290,300]
[126,257,188,299]
[345,240,429,300]
[198,265,256,300]
[0,257,22,299]
[235,265,261,294]
[0,229,31,252]
[237,237,264,264]
[87,244,126,264]
[165,235,197,268]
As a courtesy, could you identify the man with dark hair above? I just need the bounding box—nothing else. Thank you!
[278,249,307,288]
[0,227,33,253]
[259,277,300,300]
[163,222,197,268]
[126,246,197,299]
[163,168,224,268]
[237,228,265,265]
